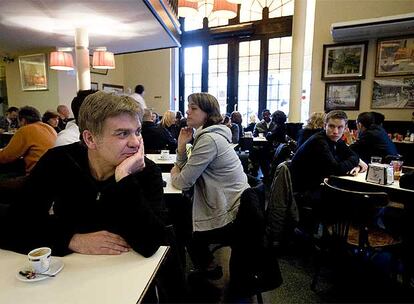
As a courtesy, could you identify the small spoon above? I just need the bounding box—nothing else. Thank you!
[19,270,55,279]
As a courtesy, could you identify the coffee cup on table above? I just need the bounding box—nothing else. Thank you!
[258,133,264,138]
[28,247,51,273]
[160,150,170,160]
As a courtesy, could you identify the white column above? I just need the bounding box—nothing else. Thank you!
[289,0,307,122]
[74,28,91,90]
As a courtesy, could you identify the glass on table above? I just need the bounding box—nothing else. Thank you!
[391,160,403,181]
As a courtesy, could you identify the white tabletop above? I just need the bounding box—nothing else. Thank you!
[0,246,169,304]
[334,172,414,193]
[253,137,267,142]
[162,172,182,194]
[146,154,177,165]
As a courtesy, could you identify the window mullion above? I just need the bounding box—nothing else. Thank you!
[259,37,269,116]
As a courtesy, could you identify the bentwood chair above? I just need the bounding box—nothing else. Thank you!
[311,178,402,291]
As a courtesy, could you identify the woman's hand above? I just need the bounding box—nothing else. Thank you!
[358,159,368,172]
[177,127,193,154]
[115,137,146,182]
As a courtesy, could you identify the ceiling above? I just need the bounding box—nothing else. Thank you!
[0,0,180,57]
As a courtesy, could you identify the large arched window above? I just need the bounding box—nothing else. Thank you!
[179,1,293,125]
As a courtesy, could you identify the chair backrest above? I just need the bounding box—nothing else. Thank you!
[269,143,294,181]
[322,178,389,248]
[238,137,254,152]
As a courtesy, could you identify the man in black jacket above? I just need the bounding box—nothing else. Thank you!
[290,110,367,204]
[350,111,398,164]
[2,92,166,257]
[142,108,177,153]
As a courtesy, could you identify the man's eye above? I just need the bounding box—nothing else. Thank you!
[135,130,141,136]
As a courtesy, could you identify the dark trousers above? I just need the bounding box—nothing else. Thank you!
[187,222,235,270]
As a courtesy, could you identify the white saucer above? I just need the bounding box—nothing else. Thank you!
[16,257,64,282]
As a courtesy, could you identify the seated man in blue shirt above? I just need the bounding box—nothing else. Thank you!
[349,111,398,164]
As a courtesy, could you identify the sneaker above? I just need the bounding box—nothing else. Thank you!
[188,265,223,281]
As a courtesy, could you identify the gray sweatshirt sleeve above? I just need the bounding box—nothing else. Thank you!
[171,134,217,190]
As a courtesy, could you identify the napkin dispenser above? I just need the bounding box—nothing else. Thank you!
[366,163,394,185]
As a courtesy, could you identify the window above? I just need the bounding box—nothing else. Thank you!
[179,2,294,124]
[238,40,260,125]
[267,36,292,114]
[208,44,228,114]
[183,46,202,110]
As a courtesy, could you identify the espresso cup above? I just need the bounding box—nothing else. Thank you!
[160,150,170,160]
[258,133,264,138]
[28,247,51,273]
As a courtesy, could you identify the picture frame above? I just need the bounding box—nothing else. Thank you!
[91,82,98,90]
[376,36,414,77]
[18,53,48,91]
[90,56,108,75]
[372,78,414,109]
[102,83,124,94]
[324,82,361,111]
[321,42,368,80]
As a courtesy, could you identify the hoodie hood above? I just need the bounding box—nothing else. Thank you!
[194,124,232,144]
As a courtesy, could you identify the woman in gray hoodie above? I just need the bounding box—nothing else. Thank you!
[171,92,249,279]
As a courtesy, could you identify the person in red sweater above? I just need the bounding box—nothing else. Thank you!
[0,106,56,175]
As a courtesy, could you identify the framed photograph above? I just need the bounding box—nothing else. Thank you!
[91,82,98,90]
[324,82,361,111]
[18,53,48,91]
[102,83,124,94]
[372,78,414,109]
[90,56,108,75]
[376,36,414,76]
[322,42,368,80]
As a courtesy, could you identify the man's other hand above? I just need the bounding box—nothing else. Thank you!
[68,231,130,255]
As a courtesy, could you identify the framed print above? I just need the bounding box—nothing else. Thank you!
[91,82,98,90]
[322,42,368,80]
[324,82,361,111]
[372,78,414,109]
[376,36,414,76]
[102,83,124,94]
[18,53,48,91]
[90,56,108,75]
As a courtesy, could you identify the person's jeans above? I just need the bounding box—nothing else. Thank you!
[187,222,235,270]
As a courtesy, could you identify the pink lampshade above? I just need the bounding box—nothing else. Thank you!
[49,51,74,71]
[178,0,199,18]
[92,49,115,69]
[211,0,237,19]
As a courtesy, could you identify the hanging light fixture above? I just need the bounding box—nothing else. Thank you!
[92,47,115,69]
[178,0,238,19]
[178,0,198,17]
[50,48,74,71]
[210,0,237,19]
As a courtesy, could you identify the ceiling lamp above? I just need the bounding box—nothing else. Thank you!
[178,0,238,20]
[49,48,74,71]
[210,0,237,19]
[92,47,115,69]
[226,0,242,3]
[178,0,198,17]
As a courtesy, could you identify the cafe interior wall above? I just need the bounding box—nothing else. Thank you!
[310,0,414,121]
[122,48,173,115]
[5,48,62,115]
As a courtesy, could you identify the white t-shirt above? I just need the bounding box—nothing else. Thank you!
[130,93,147,109]
[54,120,80,147]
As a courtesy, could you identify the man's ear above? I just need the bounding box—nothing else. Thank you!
[82,130,97,149]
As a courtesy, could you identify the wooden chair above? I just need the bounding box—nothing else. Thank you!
[311,178,402,291]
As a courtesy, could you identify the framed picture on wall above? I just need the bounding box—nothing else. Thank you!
[376,36,414,77]
[91,82,98,90]
[102,83,124,94]
[372,78,414,108]
[324,82,361,111]
[18,53,48,91]
[321,42,368,80]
